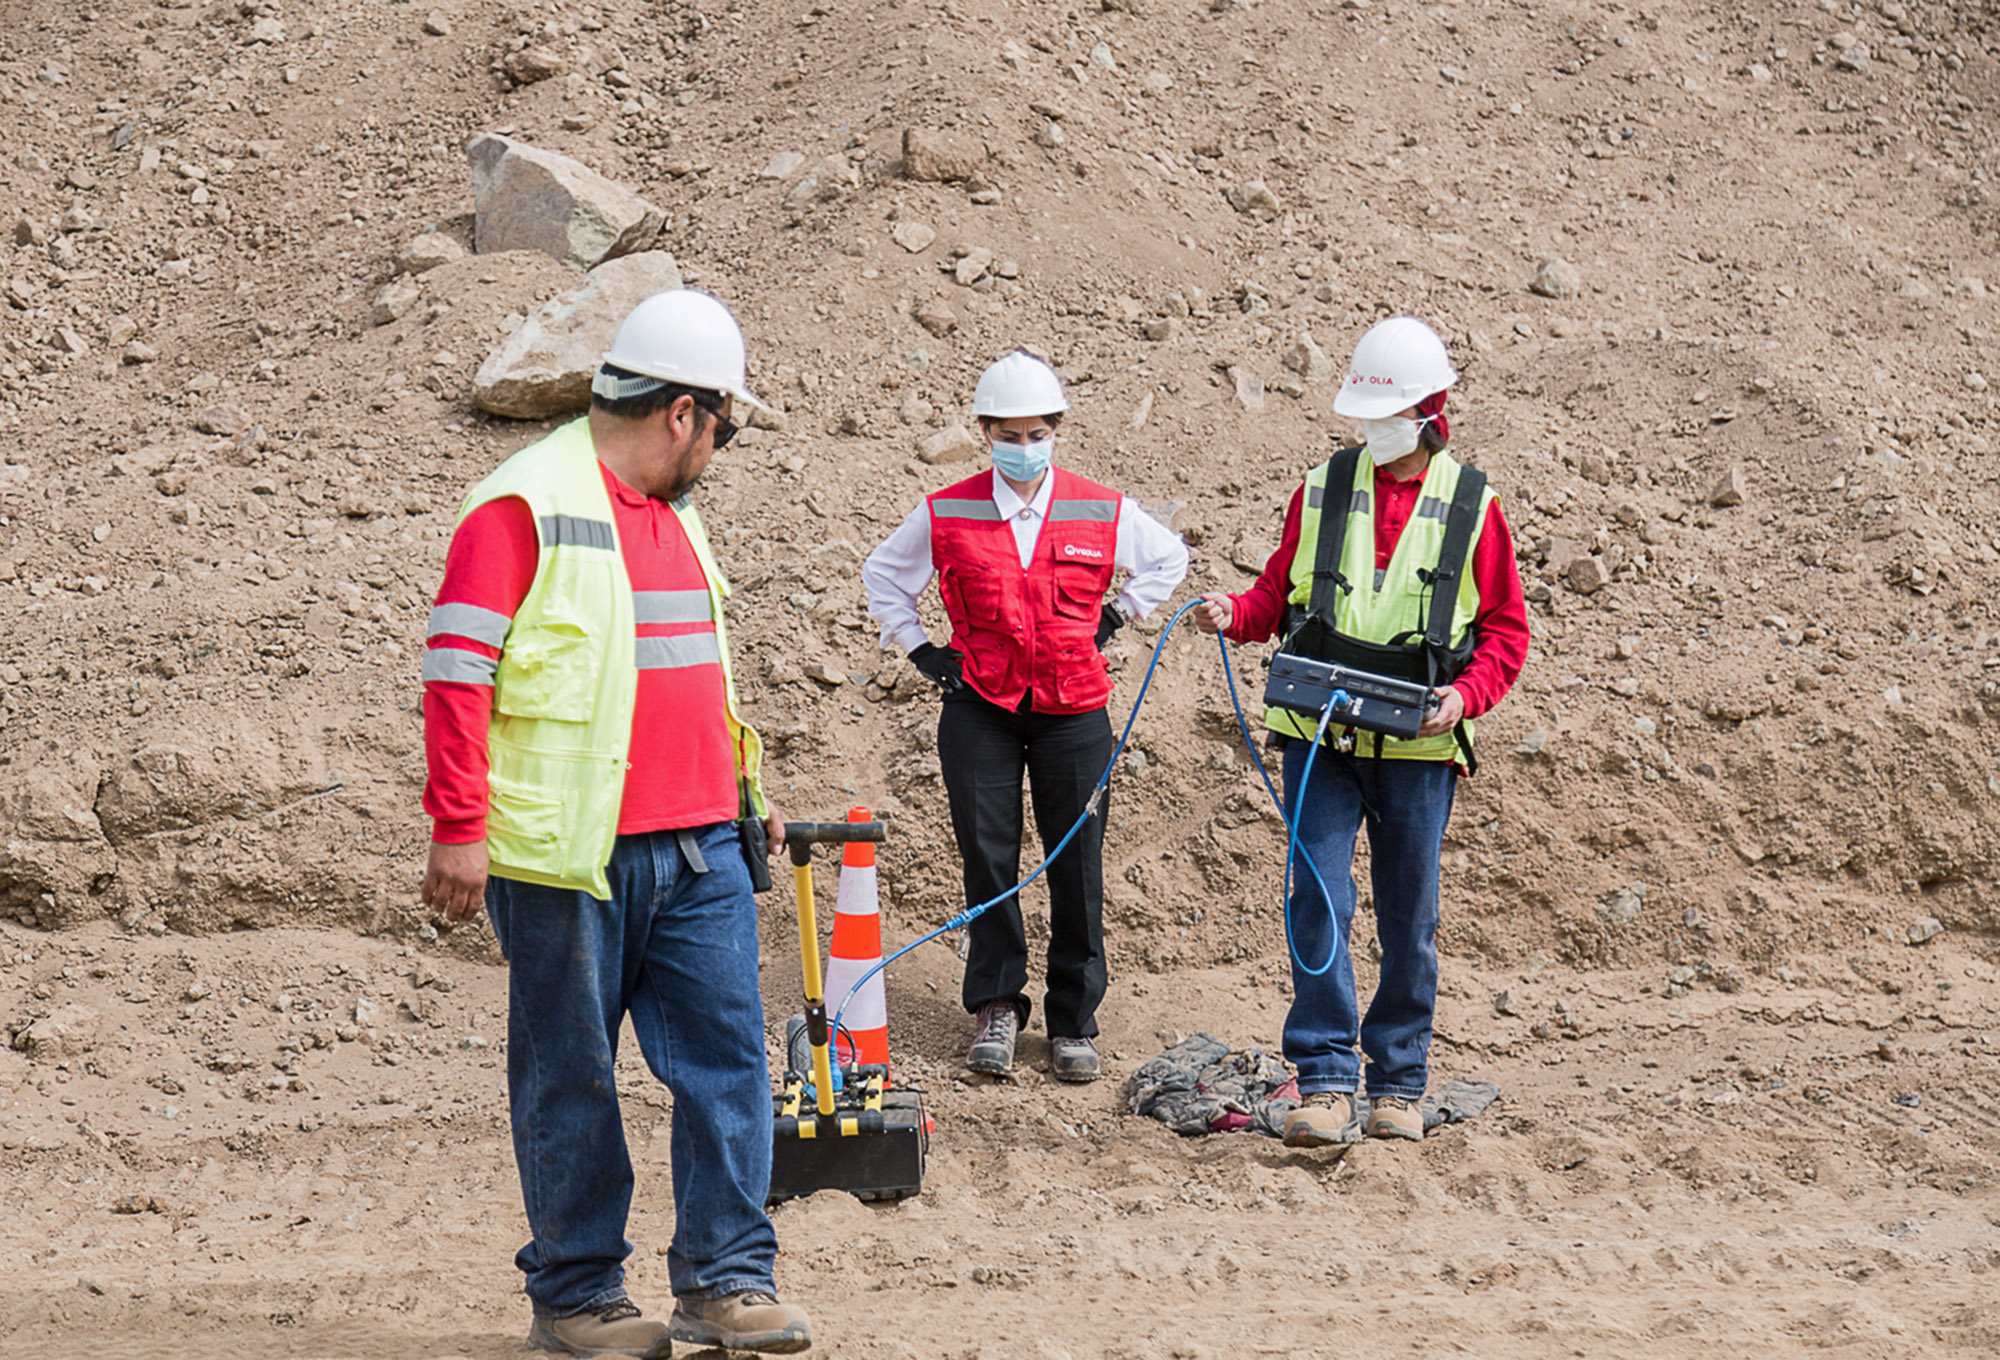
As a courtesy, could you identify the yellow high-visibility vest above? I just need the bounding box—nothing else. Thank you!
[1264,450,1494,761]
[456,417,764,899]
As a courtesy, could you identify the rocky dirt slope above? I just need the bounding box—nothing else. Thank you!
[3,0,1998,985]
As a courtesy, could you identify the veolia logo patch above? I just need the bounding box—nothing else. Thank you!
[1062,543,1105,559]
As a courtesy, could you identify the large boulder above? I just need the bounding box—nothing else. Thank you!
[466,133,665,270]
[472,251,685,419]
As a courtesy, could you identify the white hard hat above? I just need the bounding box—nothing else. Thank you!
[971,349,1068,419]
[1331,316,1458,419]
[597,289,767,411]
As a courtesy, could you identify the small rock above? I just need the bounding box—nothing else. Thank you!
[1279,332,1335,382]
[472,250,684,419]
[919,423,980,464]
[1493,989,1517,1017]
[803,662,848,688]
[1226,180,1280,219]
[761,151,806,179]
[1228,365,1264,410]
[194,404,251,437]
[51,328,89,357]
[1596,883,1645,927]
[13,1003,100,1060]
[1514,730,1548,756]
[913,296,958,338]
[106,315,138,347]
[953,248,995,287]
[66,166,98,191]
[1709,466,1746,508]
[423,12,452,36]
[902,127,987,183]
[123,341,159,365]
[891,221,937,254]
[244,16,285,44]
[505,47,568,84]
[1907,917,1944,946]
[1527,256,1581,300]
[766,656,805,685]
[1142,317,1177,342]
[466,132,664,270]
[1965,372,1988,393]
[371,277,422,326]
[1034,120,1065,149]
[1565,556,1609,595]
[13,216,45,247]
[396,233,466,275]
[1834,44,1870,74]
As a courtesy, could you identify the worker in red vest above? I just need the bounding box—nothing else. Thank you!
[863,351,1188,1082]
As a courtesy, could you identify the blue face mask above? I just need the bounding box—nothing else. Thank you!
[991,436,1053,482]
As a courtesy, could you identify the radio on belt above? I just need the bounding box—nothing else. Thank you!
[1263,654,1440,741]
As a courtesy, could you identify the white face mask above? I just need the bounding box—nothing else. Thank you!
[1362,415,1428,464]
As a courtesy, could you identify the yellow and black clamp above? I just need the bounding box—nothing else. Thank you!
[768,819,927,1206]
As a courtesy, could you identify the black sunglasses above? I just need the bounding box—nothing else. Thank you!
[683,389,738,449]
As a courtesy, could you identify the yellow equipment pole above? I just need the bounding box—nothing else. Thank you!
[791,858,837,1119]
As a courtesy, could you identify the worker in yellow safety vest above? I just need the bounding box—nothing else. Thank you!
[1195,316,1529,1150]
[420,290,811,1357]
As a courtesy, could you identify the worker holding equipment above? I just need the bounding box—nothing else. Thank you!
[419,290,811,1356]
[863,350,1189,1082]
[1194,317,1528,1148]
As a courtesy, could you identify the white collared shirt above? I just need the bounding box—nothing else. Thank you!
[862,467,1191,656]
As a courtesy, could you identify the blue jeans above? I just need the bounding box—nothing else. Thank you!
[485,824,777,1316]
[1278,746,1457,1099]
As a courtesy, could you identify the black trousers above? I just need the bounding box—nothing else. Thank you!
[938,691,1115,1038]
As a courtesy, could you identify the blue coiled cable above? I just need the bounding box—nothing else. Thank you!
[828,601,1348,1065]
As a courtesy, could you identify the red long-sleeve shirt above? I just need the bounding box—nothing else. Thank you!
[422,464,740,844]
[1225,463,1529,720]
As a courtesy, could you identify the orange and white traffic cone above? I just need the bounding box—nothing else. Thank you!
[825,805,892,1084]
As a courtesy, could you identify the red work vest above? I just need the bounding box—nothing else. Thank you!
[927,469,1122,715]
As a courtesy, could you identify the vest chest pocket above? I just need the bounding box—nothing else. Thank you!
[494,616,597,722]
[1049,561,1105,621]
[945,565,1005,624]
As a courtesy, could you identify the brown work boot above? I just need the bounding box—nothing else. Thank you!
[1049,1035,1101,1083]
[667,1290,811,1354]
[527,1299,672,1359]
[1281,1090,1355,1148]
[966,1000,1018,1075]
[1364,1093,1425,1141]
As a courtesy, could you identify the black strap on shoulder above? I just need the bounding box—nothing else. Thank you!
[1417,464,1488,651]
[1306,445,1366,622]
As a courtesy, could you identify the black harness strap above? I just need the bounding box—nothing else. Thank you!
[1305,445,1366,623]
[1417,464,1488,657]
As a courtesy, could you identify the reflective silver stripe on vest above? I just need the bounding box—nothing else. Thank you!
[426,602,512,647]
[1048,500,1117,523]
[1349,489,1371,514]
[1374,568,1388,593]
[1307,482,1324,509]
[932,499,1003,521]
[633,589,712,625]
[635,633,723,670]
[540,514,616,550]
[422,646,499,686]
[1415,495,1449,521]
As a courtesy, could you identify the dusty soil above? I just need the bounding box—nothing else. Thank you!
[3,0,2000,1353]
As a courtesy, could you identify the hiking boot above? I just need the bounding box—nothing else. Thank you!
[966,1000,1018,1075]
[527,1299,672,1359]
[1364,1093,1425,1141]
[1281,1091,1355,1149]
[1049,1035,1101,1083]
[667,1290,811,1354]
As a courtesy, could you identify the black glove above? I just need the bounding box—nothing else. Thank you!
[908,642,964,693]
[1095,602,1126,649]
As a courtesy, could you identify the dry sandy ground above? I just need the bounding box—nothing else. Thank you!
[3,914,1998,1359]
